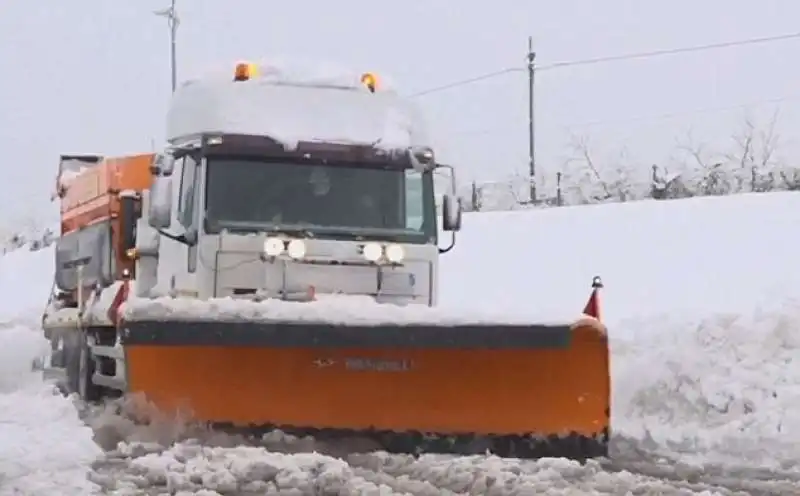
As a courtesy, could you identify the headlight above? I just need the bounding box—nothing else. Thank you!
[362,242,383,262]
[287,239,307,259]
[264,237,284,256]
[385,244,405,263]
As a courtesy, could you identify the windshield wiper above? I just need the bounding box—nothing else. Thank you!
[214,219,315,238]
[212,219,420,240]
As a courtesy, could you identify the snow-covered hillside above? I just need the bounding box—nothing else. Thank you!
[1,193,800,494]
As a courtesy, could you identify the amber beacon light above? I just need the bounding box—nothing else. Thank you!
[234,62,257,82]
[360,72,379,93]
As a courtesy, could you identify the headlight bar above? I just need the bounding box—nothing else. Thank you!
[361,242,405,264]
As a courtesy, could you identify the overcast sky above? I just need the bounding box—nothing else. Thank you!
[1,0,798,224]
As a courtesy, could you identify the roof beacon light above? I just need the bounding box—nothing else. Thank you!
[234,62,257,82]
[360,72,379,93]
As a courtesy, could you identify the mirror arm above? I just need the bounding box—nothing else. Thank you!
[157,228,189,245]
[438,231,456,254]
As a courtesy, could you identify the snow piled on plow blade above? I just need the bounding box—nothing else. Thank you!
[121,293,578,326]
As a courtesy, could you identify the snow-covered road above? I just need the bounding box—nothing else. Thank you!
[3,193,800,494]
[84,437,800,495]
[4,324,798,495]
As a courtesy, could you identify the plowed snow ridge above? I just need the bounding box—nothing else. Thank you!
[2,192,800,494]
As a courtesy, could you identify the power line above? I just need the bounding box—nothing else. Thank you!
[562,94,800,130]
[410,67,522,97]
[410,31,800,97]
[445,94,800,138]
[538,31,800,71]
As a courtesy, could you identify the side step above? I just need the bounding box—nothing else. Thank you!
[40,339,128,395]
[91,342,127,391]
[41,366,126,394]
[42,366,67,384]
[91,344,124,360]
[92,373,125,390]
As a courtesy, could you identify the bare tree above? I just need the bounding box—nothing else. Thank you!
[676,129,714,171]
[466,110,792,210]
[674,129,732,196]
[562,133,612,202]
[723,111,782,192]
[561,133,649,203]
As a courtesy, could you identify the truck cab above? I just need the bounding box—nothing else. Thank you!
[133,62,462,306]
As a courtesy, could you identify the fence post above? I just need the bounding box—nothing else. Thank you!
[650,164,662,199]
[471,181,480,211]
[556,172,562,206]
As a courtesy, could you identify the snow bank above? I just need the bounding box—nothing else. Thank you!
[0,245,54,324]
[0,324,101,495]
[440,191,800,469]
[122,293,575,326]
[441,192,800,332]
[0,247,101,495]
[613,299,800,470]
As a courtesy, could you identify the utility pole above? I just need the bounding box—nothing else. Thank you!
[527,36,537,203]
[154,0,180,93]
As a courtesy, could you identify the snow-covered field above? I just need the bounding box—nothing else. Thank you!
[2,192,800,494]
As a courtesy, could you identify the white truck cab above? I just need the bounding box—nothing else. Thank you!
[134,62,462,306]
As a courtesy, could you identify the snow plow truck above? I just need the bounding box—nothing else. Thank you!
[40,61,610,460]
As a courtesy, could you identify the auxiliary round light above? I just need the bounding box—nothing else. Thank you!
[362,242,383,262]
[385,244,405,263]
[264,237,285,256]
[287,239,307,259]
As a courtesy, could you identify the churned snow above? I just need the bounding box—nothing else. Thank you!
[2,191,800,494]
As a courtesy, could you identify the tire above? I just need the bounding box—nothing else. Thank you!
[78,333,102,402]
[65,331,102,402]
[64,333,81,395]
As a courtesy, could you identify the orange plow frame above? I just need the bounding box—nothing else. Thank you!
[120,317,610,459]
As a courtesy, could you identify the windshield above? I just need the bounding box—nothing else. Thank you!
[204,157,437,243]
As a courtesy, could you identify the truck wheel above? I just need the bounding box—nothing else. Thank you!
[78,334,102,402]
[64,333,81,396]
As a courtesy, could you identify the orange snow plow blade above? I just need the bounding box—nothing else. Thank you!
[121,317,610,459]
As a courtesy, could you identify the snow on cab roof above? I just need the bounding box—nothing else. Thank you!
[165,58,431,153]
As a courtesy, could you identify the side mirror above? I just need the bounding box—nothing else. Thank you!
[119,191,141,252]
[442,194,462,232]
[150,153,175,177]
[407,146,436,173]
[148,175,173,229]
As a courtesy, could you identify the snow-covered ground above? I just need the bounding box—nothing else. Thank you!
[2,192,800,494]
[441,193,800,472]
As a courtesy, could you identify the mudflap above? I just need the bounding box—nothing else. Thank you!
[120,317,610,460]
